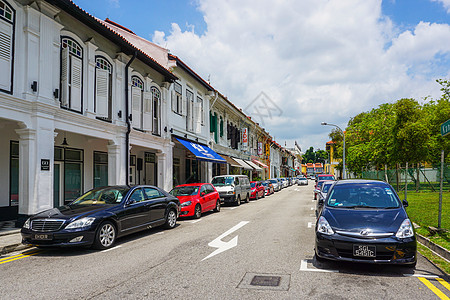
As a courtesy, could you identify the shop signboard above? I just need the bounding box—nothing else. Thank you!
[257,142,263,155]
[242,128,248,150]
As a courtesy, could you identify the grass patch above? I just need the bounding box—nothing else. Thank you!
[417,243,450,275]
[403,191,449,251]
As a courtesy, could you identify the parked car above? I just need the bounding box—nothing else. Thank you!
[309,175,316,181]
[297,177,308,186]
[315,180,417,267]
[211,175,251,206]
[269,179,281,192]
[169,183,220,219]
[261,180,274,196]
[21,185,180,250]
[313,181,327,200]
[315,181,334,216]
[317,174,335,182]
[281,178,289,188]
[250,181,265,200]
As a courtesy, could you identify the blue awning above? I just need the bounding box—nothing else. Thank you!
[176,138,226,163]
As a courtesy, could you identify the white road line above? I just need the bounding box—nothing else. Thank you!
[155,232,165,235]
[189,219,202,224]
[403,273,439,278]
[300,260,339,273]
[223,207,238,210]
[102,245,122,253]
[312,200,315,202]
[308,222,314,228]
[310,207,314,210]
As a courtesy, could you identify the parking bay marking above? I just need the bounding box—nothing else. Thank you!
[418,277,450,300]
[102,245,122,253]
[308,222,314,228]
[300,260,338,273]
[0,250,42,265]
[202,221,250,261]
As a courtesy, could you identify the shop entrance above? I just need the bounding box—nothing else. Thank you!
[144,152,157,186]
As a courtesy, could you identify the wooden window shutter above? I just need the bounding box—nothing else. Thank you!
[60,47,69,107]
[95,69,109,118]
[171,90,176,112]
[0,20,12,92]
[70,55,82,111]
[131,86,142,128]
[142,91,152,131]
[182,95,187,116]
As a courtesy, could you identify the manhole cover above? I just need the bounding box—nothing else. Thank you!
[250,276,281,287]
[238,273,290,291]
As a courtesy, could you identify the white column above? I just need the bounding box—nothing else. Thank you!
[16,124,55,216]
[107,140,124,185]
[156,146,173,191]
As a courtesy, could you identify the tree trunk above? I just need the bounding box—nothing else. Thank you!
[416,163,420,192]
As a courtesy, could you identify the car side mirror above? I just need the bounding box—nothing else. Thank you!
[402,199,408,207]
[318,198,324,205]
[127,199,135,206]
[201,192,206,197]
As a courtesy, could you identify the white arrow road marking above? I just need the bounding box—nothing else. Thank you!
[308,222,314,228]
[202,221,250,261]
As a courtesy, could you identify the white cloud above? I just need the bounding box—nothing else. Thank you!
[108,0,120,9]
[432,0,450,13]
[153,0,450,150]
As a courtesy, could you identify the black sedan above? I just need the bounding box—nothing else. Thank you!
[21,185,180,250]
[315,180,416,267]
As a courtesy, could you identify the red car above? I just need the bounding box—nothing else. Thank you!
[169,183,220,218]
[250,181,265,200]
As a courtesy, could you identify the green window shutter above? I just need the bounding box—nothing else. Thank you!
[210,112,214,133]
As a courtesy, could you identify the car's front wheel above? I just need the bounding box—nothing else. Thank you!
[214,199,221,212]
[194,204,202,219]
[93,221,116,250]
[165,209,177,229]
[245,194,250,203]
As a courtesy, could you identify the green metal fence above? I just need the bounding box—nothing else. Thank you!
[360,164,450,193]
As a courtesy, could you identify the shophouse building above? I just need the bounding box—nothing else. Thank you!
[0,0,178,222]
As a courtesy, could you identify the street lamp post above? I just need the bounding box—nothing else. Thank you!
[321,122,346,179]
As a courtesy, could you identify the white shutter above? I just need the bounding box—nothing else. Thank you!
[187,100,193,132]
[60,48,69,107]
[70,55,82,111]
[131,86,142,128]
[171,90,176,112]
[96,69,109,118]
[142,91,152,131]
[181,96,187,116]
[194,102,202,133]
[0,21,12,92]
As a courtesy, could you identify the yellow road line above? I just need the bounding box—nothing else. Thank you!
[0,251,41,265]
[437,278,450,292]
[0,250,40,262]
[418,277,450,300]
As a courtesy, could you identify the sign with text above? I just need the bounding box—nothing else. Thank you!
[441,119,450,137]
[41,159,50,171]
[242,128,248,150]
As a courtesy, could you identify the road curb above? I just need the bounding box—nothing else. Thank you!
[1,243,31,255]
[416,233,450,262]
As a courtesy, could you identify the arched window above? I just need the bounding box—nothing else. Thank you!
[60,37,83,112]
[131,76,144,129]
[0,0,14,94]
[151,86,161,135]
[95,56,112,119]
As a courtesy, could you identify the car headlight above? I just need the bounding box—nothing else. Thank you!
[317,216,334,235]
[65,217,96,229]
[23,218,31,229]
[395,219,414,238]
[181,201,192,207]
[228,191,235,195]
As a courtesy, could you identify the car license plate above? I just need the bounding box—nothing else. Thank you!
[34,234,52,240]
[353,245,376,257]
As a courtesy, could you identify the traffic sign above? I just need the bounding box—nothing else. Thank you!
[441,119,450,137]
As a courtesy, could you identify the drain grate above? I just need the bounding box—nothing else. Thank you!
[238,273,290,291]
[250,276,281,287]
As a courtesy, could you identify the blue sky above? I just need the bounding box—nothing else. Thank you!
[72,0,450,150]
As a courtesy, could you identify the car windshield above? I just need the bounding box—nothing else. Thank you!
[269,180,277,184]
[250,182,256,188]
[170,186,199,196]
[326,183,401,209]
[211,177,234,186]
[261,182,268,186]
[320,175,334,180]
[70,187,129,206]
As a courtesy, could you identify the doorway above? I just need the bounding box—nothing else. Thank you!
[144,152,157,186]
[53,162,63,207]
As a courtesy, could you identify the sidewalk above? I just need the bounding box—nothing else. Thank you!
[0,222,30,255]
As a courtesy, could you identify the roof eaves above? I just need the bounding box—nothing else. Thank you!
[169,54,214,91]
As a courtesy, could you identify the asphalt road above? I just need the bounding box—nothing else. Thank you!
[1,183,449,300]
